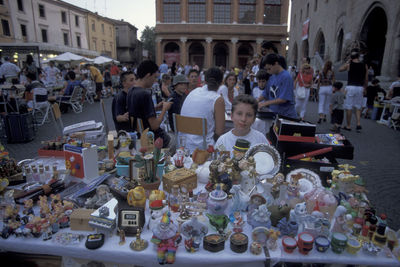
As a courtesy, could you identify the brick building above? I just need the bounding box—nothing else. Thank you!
[155,0,289,70]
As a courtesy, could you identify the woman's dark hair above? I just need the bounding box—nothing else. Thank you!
[224,72,237,87]
[67,71,76,80]
[333,81,343,90]
[136,60,158,79]
[231,94,258,117]
[26,55,34,65]
[205,67,223,91]
[260,53,286,69]
[323,61,332,76]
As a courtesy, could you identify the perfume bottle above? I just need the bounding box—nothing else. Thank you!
[24,166,33,182]
[44,165,52,181]
[39,166,46,183]
[32,167,39,182]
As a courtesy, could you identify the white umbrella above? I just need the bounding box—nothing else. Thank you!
[51,52,86,62]
[93,56,119,65]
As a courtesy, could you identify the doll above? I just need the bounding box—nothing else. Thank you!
[151,212,182,265]
[232,211,245,233]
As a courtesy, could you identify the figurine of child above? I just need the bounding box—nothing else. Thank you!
[330,205,352,234]
[232,211,244,233]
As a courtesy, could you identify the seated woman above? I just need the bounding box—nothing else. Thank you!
[180,67,225,154]
[59,71,83,113]
[217,72,240,113]
[215,94,267,154]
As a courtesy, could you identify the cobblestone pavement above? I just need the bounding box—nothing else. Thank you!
[2,96,400,229]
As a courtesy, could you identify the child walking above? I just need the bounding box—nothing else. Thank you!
[330,82,345,133]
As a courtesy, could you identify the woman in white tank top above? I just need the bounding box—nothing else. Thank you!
[180,68,226,154]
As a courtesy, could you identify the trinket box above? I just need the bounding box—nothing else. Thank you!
[331,232,348,254]
[282,236,297,253]
[70,208,95,231]
[163,168,197,193]
[346,238,362,254]
[315,236,330,252]
[203,234,225,252]
[230,232,248,253]
[297,232,314,255]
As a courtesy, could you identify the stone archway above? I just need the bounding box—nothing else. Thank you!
[336,29,344,62]
[302,39,309,59]
[213,42,229,68]
[314,30,325,60]
[359,6,387,75]
[188,42,205,70]
[164,42,180,66]
[237,43,254,69]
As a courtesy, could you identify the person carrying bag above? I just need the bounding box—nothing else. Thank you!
[294,63,313,120]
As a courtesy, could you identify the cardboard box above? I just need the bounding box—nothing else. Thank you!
[274,117,316,140]
[70,208,95,231]
[163,168,197,193]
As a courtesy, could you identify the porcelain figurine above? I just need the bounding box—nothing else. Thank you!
[127,186,146,208]
[148,200,168,230]
[250,241,263,255]
[42,219,52,241]
[114,130,136,164]
[119,229,126,245]
[149,190,166,204]
[248,204,271,229]
[330,205,352,234]
[50,194,62,211]
[229,184,250,212]
[269,204,291,227]
[181,216,208,252]
[289,202,307,234]
[277,217,298,237]
[151,212,182,265]
[39,195,50,218]
[287,173,302,199]
[231,211,245,233]
[207,184,228,215]
[267,229,280,250]
[23,199,34,216]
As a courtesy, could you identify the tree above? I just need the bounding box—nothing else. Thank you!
[140,26,156,61]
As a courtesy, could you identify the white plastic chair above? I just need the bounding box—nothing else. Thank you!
[31,87,50,126]
[84,80,96,104]
[58,86,83,113]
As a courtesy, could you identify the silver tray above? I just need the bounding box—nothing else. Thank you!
[244,143,281,177]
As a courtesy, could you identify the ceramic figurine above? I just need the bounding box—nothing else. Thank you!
[173,147,185,168]
[42,219,52,241]
[330,205,352,234]
[49,213,59,233]
[248,204,271,229]
[277,217,298,237]
[267,229,280,250]
[229,184,250,212]
[269,204,291,227]
[247,194,267,215]
[149,190,166,204]
[39,195,50,218]
[250,241,263,255]
[239,158,258,196]
[85,184,114,209]
[148,200,168,230]
[289,202,307,234]
[4,204,19,223]
[207,184,228,215]
[232,211,245,233]
[127,186,146,208]
[151,212,182,265]
[50,194,62,211]
[23,199,34,216]
[119,229,126,245]
[287,173,302,200]
[130,228,148,251]
[114,130,136,164]
[231,139,250,183]
[181,216,208,252]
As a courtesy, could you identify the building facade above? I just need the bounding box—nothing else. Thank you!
[288,0,400,80]
[113,19,142,65]
[155,0,289,70]
[87,12,116,59]
[0,0,14,43]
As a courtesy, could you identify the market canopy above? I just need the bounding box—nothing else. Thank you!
[45,52,93,63]
[93,56,119,65]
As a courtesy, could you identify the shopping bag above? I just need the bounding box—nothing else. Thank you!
[296,86,306,99]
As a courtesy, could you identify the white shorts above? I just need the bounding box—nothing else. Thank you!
[344,85,364,109]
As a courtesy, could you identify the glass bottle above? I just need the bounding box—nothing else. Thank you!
[169,185,180,212]
[39,166,46,183]
[32,167,39,182]
[44,165,52,181]
[25,166,32,182]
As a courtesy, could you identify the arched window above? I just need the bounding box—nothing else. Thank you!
[316,31,325,60]
[306,3,309,18]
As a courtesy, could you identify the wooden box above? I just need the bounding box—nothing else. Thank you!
[70,208,95,231]
[162,168,197,193]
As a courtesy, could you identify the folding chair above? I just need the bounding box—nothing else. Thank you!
[50,103,64,136]
[58,86,83,113]
[31,87,51,126]
[389,97,400,130]
[173,114,207,149]
[85,81,96,104]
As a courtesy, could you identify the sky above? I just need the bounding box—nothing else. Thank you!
[62,0,156,38]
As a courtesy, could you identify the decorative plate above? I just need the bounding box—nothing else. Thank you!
[286,168,322,198]
[244,143,281,177]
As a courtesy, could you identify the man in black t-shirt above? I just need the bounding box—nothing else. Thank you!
[127,60,172,148]
[112,71,136,132]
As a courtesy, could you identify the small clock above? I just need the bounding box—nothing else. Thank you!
[117,201,145,236]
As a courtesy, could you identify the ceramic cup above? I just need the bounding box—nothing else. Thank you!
[282,236,297,253]
[297,232,314,255]
[315,236,330,253]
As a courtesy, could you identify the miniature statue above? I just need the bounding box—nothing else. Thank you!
[232,211,245,233]
[330,205,352,234]
[181,216,208,253]
[148,200,168,230]
[130,228,148,251]
[151,212,182,265]
[248,204,271,229]
[50,194,61,211]
[48,213,59,233]
[229,184,250,212]
[23,199,34,216]
[85,184,114,209]
[287,173,302,199]
[119,229,126,245]
[42,218,52,241]
[247,194,267,214]
[277,217,298,237]
[149,190,166,204]
[114,130,136,164]
[4,204,19,223]
[267,229,280,250]
[289,202,307,234]
[39,195,50,218]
